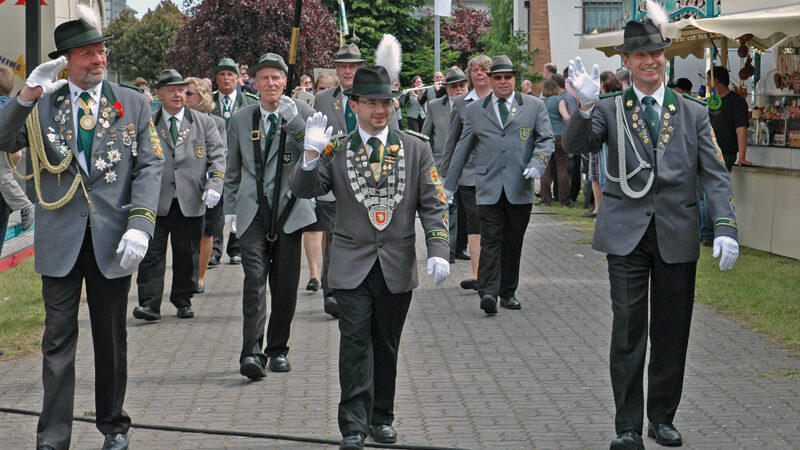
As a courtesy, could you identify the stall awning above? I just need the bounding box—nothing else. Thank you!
[580,4,800,59]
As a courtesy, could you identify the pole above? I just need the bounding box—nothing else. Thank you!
[434,15,441,73]
[25,0,41,197]
[267,0,304,241]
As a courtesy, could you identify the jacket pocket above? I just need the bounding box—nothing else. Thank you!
[474,165,487,174]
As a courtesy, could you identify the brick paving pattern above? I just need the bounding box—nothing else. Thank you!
[1,211,798,449]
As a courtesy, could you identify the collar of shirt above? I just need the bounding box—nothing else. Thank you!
[464,89,480,102]
[491,91,515,106]
[163,107,185,128]
[259,104,279,132]
[448,96,457,112]
[69,79,101,123]
[632,83,665,113]
[358,126,390,157]
[221,89,238,106]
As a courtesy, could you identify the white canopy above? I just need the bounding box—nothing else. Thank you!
[580,4,800,59]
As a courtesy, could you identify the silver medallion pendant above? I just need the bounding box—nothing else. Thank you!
[369,205,392,230]
[80,114,96,130]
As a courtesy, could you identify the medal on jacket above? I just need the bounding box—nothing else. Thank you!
[346,142,406,231]
[77,96,96,130]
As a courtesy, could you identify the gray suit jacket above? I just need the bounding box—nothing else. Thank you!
[0,81,164,278]
[313,85,400,135]
[444,92,554,205]
[152,107,226,217]
[562,87,737,263]
[290,128,450,294]
[439,93,478,186]
[224,97,316,235]
[420,95,453,170]
[212,87,259,128]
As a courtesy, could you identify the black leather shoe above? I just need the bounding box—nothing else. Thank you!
[268,354,291,372]
[480,294,498,315]
[176,306,195,319]
[101,433,128,450]
[195,284,205,294]
[610,430,644,450]
[454,249,471,260]
[229,255,242,265]
[306,278,319,291]
[240,355,266,380]
[339,432,365,450]
[500,296,521,310]
[132,306,161,321]
[370,424,397,443]
[449,254,456,263]
[207,256,220,267]
[324,296,339,318]
[648,423,682,446]
[460,279,477,291]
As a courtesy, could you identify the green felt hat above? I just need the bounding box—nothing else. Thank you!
[49,18,113,59]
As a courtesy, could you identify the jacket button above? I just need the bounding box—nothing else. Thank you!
[81,212,87,217]
[654,188,660,194]
[646,211,652,216]
[377,242,383,248]
[502,149,506,153]
[502,165,506,169]
[87,187,92,191]
[502,132,506,137]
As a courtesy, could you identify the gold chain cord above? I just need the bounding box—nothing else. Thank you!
[7,102,92,210]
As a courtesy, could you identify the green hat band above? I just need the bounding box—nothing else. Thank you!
[336,53,362,60]
[446,75,466,83]
[623,34,665,48]
[158,76,186,86]
[59,29,103,50]
[491,63,514,72]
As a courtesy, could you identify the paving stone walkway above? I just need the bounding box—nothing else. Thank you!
[1,210,798,449]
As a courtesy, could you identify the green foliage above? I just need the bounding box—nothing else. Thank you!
[480,0,537,81]
[105,1,186,84]
[0,258,45,358]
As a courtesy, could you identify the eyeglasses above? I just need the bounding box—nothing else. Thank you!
[491,74,514,81]
[75,48,110,59]
[186,91,197,96]
[357,99,393,108]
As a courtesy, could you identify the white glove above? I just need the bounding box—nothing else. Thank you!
[523,166,541,180]
[427,256,450,285]
[567,57,600,107]
[712,236,739,271]
[202,189,221,208]
[443,188,455,205]
[225,214,237,233]
[115,229,150,270]
[25,56,68,96]
[304,112,333,154]
[278,96,298,122]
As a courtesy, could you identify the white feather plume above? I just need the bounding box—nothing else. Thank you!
[645,0,668,28]
[375,34,402,83]
[76,4,102,32]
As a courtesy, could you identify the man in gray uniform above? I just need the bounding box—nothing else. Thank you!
[210,57,259,266]
[0,16,164,450]
[132,69,225,321]
[290,65,450,450]
[225,53,316,379]
[444,55,554,315]
[421,66,468,260]
[562,15,739,450]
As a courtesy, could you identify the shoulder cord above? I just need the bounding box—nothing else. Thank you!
[7,103,92,210]
[606,95,654,199]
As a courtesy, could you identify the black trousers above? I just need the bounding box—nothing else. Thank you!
[238,202,302,362]
[476,190,532,298]
[336,261,412,436]
[455,188,468,253]
[137,199,203,310]
[38,230,131,449]
[211,196,240,259]
[316,200,337,298]
[606,219,696,434]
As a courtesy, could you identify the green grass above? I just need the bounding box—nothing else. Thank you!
[547,194,800,357]
[0,258,45,358]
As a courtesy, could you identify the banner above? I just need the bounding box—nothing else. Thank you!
[339,0,349,35]
[434,0,451,17]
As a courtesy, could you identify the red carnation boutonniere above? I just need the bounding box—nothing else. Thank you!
[112,102,124,118]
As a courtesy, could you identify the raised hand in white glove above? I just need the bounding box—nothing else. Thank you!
[304,112,333,154]
[116,229,150,270]
[443,188,455,205]
[523,166,541,180]
[427,256,450,285]
[567,57,601,107]
[225,214,237,233]
[712,236,739,271]
[25,56,68,96]
[278,96,298,122]
[202,189,221,208]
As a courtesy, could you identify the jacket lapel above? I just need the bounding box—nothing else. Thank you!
[90,82,119,155]
[655,88,678,168]
[175,107,192,148]
[332,87,348,133]
[49,84,76,166]
[502,92,525,129]
[481,95,503,130]
[155,109,175,152]
[375,128,401,188]
[347,131,375,187]
[624,88,655,162]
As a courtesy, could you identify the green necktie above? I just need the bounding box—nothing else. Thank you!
[263,113,277,167]
[498,98,509,126]
[169,116,179,144]
[642,96,659,141]
[345,99,357,133]
[368,137,383,163]
[77,92,94,174]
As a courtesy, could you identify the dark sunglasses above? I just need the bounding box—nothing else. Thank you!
[491,74,514,81]
[185,91,197,96]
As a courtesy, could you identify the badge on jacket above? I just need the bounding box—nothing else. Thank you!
[520,128,531,141]
[194,145,205,158]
